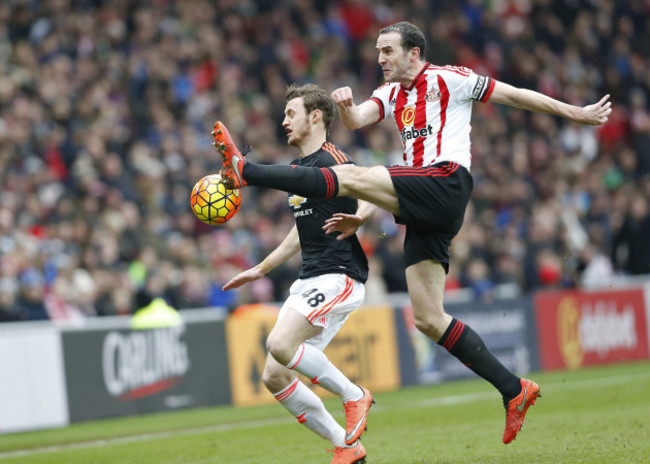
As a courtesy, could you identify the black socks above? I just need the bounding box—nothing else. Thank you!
[438,318,521,401]
[243,163,338,199]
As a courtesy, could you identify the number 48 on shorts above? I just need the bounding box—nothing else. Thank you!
[281,274,365,330]
[302,288,326,307]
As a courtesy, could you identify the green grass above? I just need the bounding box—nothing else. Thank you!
[1,361,649,463]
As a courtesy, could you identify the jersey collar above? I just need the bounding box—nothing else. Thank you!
[404,62,429,91]
[299,142,326,158]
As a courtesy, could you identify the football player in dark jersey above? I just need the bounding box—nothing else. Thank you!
[222,84,374,464]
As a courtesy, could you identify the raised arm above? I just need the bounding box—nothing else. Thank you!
[222,226,301,290]
[331,86,381,130]
[488,81,611,125]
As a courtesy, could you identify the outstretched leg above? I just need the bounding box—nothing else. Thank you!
[213,121,400,215]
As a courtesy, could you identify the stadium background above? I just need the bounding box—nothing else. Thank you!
[0,0,649,436]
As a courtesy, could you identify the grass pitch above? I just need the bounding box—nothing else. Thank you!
[1,361,648,463]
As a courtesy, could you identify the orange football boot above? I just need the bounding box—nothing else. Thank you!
[344,386,374,445]
[503,378,541,444]
[211,121,247,189]
[329,441,366,464]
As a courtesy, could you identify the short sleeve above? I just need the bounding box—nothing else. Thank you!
[468,73,495,103]
[369,83,398,121]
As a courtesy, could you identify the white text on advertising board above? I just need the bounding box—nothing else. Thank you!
[579,302,637,356]
[102,327,190,398]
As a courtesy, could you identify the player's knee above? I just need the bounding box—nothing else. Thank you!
[413,315,434,335]
[413,310,447,341]
[262,363,290,392]
[261,364,277,390]
[266,335,294,366]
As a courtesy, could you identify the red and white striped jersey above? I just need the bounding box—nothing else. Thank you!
[369,63,494,169]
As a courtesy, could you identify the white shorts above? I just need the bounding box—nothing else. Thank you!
[279,273,365,351]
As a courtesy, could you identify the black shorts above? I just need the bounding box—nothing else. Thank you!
[387,162,473,271]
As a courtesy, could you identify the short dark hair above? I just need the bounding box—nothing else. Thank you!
[379,21,426,60]
[285,83,336,131]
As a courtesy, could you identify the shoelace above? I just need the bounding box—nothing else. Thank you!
[327,446,349,459]
[327,446,354,453]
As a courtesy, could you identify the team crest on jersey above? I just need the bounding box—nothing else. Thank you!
[425,85,442,102]
[401,106,416,126]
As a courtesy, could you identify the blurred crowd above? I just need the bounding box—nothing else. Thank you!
[1,0,649,323]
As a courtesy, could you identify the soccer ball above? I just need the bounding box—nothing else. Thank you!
[190,174,241,225]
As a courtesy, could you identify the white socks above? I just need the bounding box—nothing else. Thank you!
[286,343,363,402]
[273,379,346,447]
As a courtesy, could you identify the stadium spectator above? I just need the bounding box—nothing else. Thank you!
[0,277,25,322]
[612,193,650,276]
[131,268,182,329]
[16,269,48,321]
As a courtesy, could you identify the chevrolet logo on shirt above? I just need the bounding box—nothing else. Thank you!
[289,195,307,208]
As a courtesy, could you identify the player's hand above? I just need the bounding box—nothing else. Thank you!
[222,267,265,290]
[579,94,612,125]
[331,87,354,107]
[323,213,364,240]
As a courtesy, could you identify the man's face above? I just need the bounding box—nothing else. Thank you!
[376,32,410,83]
[282,97,312,147]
